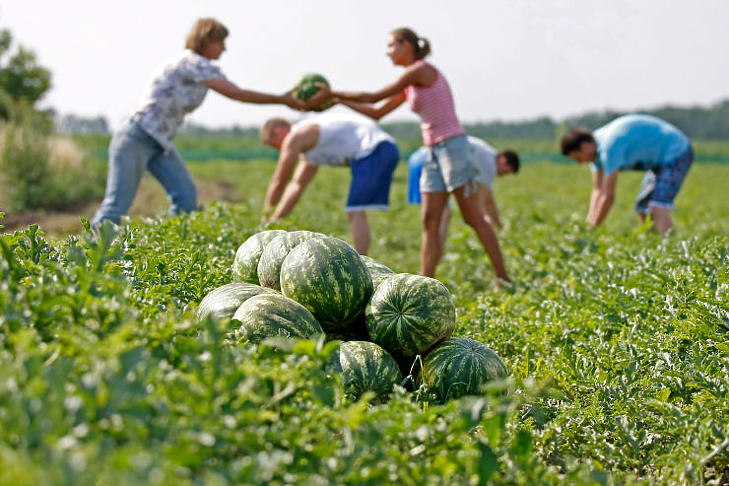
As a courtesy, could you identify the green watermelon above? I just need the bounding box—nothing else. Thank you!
[232,293,323,344]
[293,73,333,111]
[365,273,455,358]
[327,341,402,402]
[280,237,373,332]
[359,255,395,290]
[418,338,508,402]
[233,229,286,284]
[324,311,370,343]
[257,230,324,291]
[197,282,277,321]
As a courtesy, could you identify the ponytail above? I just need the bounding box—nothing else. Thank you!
[391,27,431,60]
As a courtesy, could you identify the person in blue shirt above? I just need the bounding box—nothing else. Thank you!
[561,114,693,234]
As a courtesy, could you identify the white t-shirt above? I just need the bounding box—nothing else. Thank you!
[131,50,226,151]
[294,113,394,166]
[468,136,497,189]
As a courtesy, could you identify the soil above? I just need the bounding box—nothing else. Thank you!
[1,176,242,237]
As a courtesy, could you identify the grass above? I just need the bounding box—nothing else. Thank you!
[1,144,728,484]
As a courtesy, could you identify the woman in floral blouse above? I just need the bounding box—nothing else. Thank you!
[92,18,303,227]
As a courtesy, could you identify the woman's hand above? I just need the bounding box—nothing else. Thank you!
[304,82,334,111]
[281,90,307,111]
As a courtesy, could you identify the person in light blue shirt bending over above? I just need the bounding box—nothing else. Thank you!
[561,114,693,234]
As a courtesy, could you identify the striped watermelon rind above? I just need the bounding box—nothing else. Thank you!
[257,230,324,291]
[419,338,508,402]
[359,255,395,290]
[328,340,402,402]
[365,273,455,358]
[233,229,286,284]
[197,282,278,322]
[280,237,373,332]
[232,293,323,344]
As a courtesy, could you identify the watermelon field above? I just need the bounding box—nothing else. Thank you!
[1,140,729,484]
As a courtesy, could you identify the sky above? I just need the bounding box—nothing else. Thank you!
[2,0,729,130]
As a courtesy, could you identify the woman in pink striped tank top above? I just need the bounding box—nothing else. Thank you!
[314,27,509,289]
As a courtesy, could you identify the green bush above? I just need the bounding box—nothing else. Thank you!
[0,119,105,211]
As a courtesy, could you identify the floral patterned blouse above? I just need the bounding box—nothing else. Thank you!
[131,50,226,151]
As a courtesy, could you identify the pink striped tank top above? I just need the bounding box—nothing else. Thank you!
[404,61,465,146]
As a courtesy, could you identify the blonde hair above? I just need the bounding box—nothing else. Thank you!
[260,118,291,142]
[185,18,229,55]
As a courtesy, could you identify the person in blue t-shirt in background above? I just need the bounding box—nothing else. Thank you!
[408,136,519,266]
[560,114,693,234]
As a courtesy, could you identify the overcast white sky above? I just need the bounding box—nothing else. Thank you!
[3,0,729,130]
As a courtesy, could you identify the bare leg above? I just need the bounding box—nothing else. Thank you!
[348,211,370,254]
[637,212,647,224]
[650,206,673,234]
[435,205,452,265]
[452,185,510,289]
[420,191,449,277]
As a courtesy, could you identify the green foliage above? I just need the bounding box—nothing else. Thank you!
[380,99,729,141]
[1,146,729,483]
[0,28,51,112]
[0,121,106,211]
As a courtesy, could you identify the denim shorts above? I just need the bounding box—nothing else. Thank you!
[346,141,399,212]
[420,135,478,194]
[634,145,693,213]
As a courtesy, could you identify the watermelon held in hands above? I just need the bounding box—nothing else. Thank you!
[233,230,286,284]
[365,273,455,359]
[327,340,402,403]
[359,255,395,290]
[197,282,278,322]
[257,230,324,291]
[232,293,323,344]
[293,73,333,111]
[418,338,508,402]
[280,236,373,333]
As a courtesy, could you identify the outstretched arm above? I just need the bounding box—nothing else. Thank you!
[337,92,406,120]
[270,162,320,220]
[330,62,434,103]
[204,78,305,110]
[590,171,618,226]
[263,125,320,218]
[587,169,603,224]
[481,188,503,230]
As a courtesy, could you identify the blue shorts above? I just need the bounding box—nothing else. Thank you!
[346,141,399,212]
[420,135,478,194]
[634,145,693,213]
[407,147,428,204]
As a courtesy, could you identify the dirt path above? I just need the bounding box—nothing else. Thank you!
[2,177,242,237]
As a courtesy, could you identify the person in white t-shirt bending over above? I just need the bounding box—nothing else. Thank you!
[407,136,519,265]
[260,113,400,254]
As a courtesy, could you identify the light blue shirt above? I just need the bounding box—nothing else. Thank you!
[590,114,690,174]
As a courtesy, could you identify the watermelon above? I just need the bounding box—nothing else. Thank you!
[365,273,455,358]
[232,293,323,344]
[359,255,395,290]
[280,236,373,332]
[293,73,333,111]
[197,282,277,321]
[233,229,286,284]
[327,341,402,403]
[324,311,370,343]
[257,230,324,291]
[418,338,508,402]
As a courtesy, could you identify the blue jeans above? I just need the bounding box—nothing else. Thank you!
[92,120,197,226]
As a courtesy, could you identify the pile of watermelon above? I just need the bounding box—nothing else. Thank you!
[198,229,508,403]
